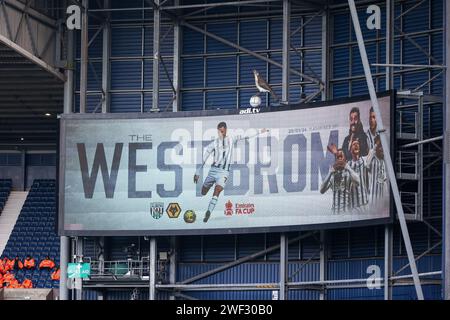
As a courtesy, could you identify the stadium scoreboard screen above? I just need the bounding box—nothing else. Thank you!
[59,93,394,235]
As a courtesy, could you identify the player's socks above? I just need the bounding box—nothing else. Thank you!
[208,196,218,213]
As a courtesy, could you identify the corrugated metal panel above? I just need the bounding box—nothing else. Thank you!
[269,19,282,49]
[403,35,429,65]
[203,235,236,261]
[206,90,236,109]
[350,7,377,42]
[268,53,282,84]
[392,284,441,300]
[182,25,204,55]
[240,20,267,51]
[288,53,302,84]
[332,13,349,45]
[111,27,143,57]
[142,60,153,89]
[160,25,174,56]
[303,50,322,81]
[110,93,141,113]
[158,58,174,90]
[303,16,322,47]
[328,287,383,300]
[181,92,203,111]
[106,290,132,300]
[206,23,237,54]
[431,0,443,29]
[143,92,174,112]
[178,262,279,284]
[236,234,265,259]
[288,261,319,283]
[330,229,350,259]
[143,27,153,56]
[83,238,97,259]
[403,71,430,93]
[179,235,203,262]
[75,28,103,59]
[351,79,368,96]
[351,43,377,76]
[349,227,378,258]
[188,290,272,300]
[111,61,142,90]
[265,233,280,261]
[403,1,429,34]
[332,82,349,98]
[333,47,349,78]
[111,0,144,21]
[74,94,102,113]
[75,61,103,91]
[182,58,204,89]
[82,289,98,300]
[206,56,236,87]
[289,290,320,300]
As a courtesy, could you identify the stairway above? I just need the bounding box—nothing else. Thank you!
[0,191,28,254]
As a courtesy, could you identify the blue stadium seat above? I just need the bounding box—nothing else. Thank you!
[1,179,59,288]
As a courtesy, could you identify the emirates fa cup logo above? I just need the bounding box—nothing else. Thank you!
[224,200,233,216]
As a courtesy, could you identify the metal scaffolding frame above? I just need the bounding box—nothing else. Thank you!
[57,0,447,300]
[444,0,450,301]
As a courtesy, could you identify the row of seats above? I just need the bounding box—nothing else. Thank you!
[1,179,60,288]
[0,179,12,213]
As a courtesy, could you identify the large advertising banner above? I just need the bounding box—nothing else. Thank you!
[59,94,393,235]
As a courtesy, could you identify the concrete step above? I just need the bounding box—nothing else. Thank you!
[0,191,28,255]
[0,289,54,300]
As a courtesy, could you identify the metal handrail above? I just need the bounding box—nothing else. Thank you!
[89,259,150,278]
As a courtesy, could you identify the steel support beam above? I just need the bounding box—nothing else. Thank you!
[444,0,450,300]
[384,0,394,300]
[321,8,329,101]
[180,232,315,285]
[75,237,83,300]
[152,0,161,112]
[102,0,111,113]
[4,0,56,27]
[98,236,105,274]
[59,25,75,300]
[63,30,74,114]
[149,237,157,300]
[374,63,446,70]
[180,22,322,86]
[79,0,89,113]
[319,230,327,300]
[384,225,393,300]
[385,0,394,92]
[347,0,424,300]
[169,236,177,300]
[161,0,280,11]
[279,233,288,300]
[59,236,70,300]
[0,35,64,82]
[172,0,181,112]
[281,0,290,103]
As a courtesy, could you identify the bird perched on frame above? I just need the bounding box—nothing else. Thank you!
[253,69,279,102]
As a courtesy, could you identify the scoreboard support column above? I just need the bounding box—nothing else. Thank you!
[444,0,450,301]
[149,237,157,300]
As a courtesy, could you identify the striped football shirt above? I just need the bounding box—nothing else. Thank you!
[321,166,360,214]
[348,157,370,208]
[196,130,263,174]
